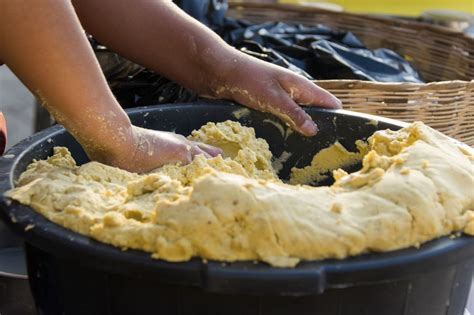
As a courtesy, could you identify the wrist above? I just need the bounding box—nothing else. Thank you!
[73,104,135,165]
[196,44,246,98]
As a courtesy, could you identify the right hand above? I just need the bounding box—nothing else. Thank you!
[205,50,342,137]
[87,126,222,173]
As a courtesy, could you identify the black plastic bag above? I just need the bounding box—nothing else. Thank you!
[223,20,423,83]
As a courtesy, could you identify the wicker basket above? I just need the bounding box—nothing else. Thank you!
[316,80,474,146]
[227,3,474,145]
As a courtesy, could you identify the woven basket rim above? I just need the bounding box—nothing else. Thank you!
[228,2,474,43]
[312,79,474,89]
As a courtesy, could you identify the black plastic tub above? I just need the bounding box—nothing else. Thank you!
[0,102,473,315]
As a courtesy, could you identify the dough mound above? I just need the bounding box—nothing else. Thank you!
[156,121,278,184]
[6,121,474,267]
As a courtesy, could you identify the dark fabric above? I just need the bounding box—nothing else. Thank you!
[222,20,423,83]
[89,36,198,109]
[173,0,228,30]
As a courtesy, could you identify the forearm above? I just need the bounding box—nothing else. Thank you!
[72,0,235,95]
[0,0,132,159]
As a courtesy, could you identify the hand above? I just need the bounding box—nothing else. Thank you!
[211,51,342,136]
[87,126,222,173]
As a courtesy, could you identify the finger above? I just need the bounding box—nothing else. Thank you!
[281,75,342,109]
[189,144,212,159]
[263,90,319,137]
[195,142,223,157]
[228,79,318,136]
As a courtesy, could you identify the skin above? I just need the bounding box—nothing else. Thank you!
[0,112,6,155]
[0,0,341,172]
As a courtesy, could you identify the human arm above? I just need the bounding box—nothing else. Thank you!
[72,0,342,136]
[0,0,220,172]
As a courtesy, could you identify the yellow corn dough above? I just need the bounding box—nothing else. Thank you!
[289,140,368,185]
[6,121,474,267]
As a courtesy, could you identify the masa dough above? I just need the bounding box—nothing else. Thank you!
[6,121,474,267]
[289,140,368,185]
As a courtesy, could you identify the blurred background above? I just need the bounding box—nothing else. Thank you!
[0,67,34,151]
[279,0,473,16]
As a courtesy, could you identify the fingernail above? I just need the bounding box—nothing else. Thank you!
[301,120,318,136]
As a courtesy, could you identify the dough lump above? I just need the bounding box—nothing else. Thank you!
[289,140,368,185]
[6,121,473,267]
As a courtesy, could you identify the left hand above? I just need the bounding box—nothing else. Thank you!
[84,125,223,173]
[209,51,342,136]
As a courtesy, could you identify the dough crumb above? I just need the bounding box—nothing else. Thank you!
[421,160,429,169]
[272,151,292,174]
[331,203,343,214]
[400,167,410,175]
[232,108,251,119]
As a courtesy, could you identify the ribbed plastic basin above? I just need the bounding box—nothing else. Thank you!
[0,102,472,315]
